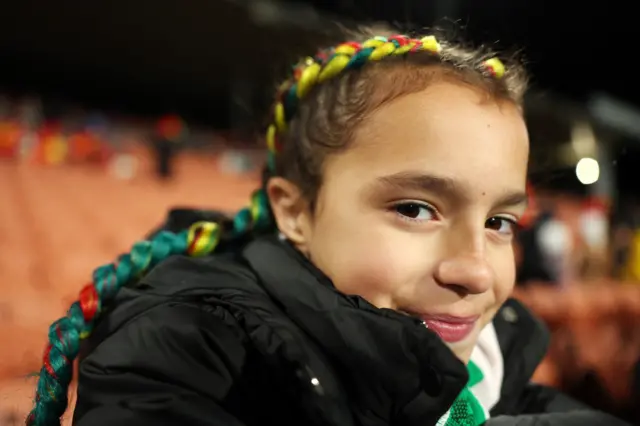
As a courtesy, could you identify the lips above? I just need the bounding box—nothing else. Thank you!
[418,314,479,343]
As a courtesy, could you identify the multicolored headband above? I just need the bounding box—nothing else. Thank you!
[265,34,506,171]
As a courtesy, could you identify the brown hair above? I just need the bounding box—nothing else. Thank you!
[271,27,528,203]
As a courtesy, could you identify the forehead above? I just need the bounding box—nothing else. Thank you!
[321,81,529,198]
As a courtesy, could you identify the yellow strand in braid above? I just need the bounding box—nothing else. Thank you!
[484,57,506,79]
[318,55,351,83]
[187,221,221,257]
[297,60,321,99]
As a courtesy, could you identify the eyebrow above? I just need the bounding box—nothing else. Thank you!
[372,171,529,208]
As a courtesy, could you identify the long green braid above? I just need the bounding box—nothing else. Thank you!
[28,33,506,425]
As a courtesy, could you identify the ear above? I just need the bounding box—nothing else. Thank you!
[266,177,313,249]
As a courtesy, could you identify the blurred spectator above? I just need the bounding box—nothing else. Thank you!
[37,121,68,165]
[0,119,21,160]
[152,113,186,180]
[0,94,10,119]
[578,198,610,279]
[622,227,640,281]
[17,96,43,131]
[612,198,640,280]
[517,209,573,286]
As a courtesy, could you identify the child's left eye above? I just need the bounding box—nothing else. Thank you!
[485,216,518,235]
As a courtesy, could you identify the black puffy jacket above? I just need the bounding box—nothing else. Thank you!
[72,210,629,426]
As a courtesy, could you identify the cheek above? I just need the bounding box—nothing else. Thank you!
[309,210,428,309]
[332,255,400,308]
[492,246,517,305]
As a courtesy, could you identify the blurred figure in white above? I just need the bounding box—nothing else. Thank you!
[537,212,574,285]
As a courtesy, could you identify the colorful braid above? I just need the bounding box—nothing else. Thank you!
[265,34,506,171]
[27,188,273,425]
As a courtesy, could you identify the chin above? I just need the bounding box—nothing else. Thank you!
[432,320,485,364]
[444,332,480,364]
[449,345,473,364]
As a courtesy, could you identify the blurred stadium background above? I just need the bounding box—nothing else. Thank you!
[1,1,640,424]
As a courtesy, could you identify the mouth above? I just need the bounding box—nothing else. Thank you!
[406,313,480,343]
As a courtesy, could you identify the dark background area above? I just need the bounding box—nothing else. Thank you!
[1,3,639,423]
[0,0,638,196]
[0,0,638,123]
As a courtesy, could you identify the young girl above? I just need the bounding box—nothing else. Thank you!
[27,30,627,426]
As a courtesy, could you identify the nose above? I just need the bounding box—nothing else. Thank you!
[434,237,494,295]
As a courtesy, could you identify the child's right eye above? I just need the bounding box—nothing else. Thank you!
[394,202,436,222]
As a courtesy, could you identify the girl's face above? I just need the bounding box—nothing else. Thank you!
[270,81,529,363]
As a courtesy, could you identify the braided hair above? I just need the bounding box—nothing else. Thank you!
[27,30,526,426]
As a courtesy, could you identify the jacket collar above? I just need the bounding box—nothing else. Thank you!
[242,235,468,426]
